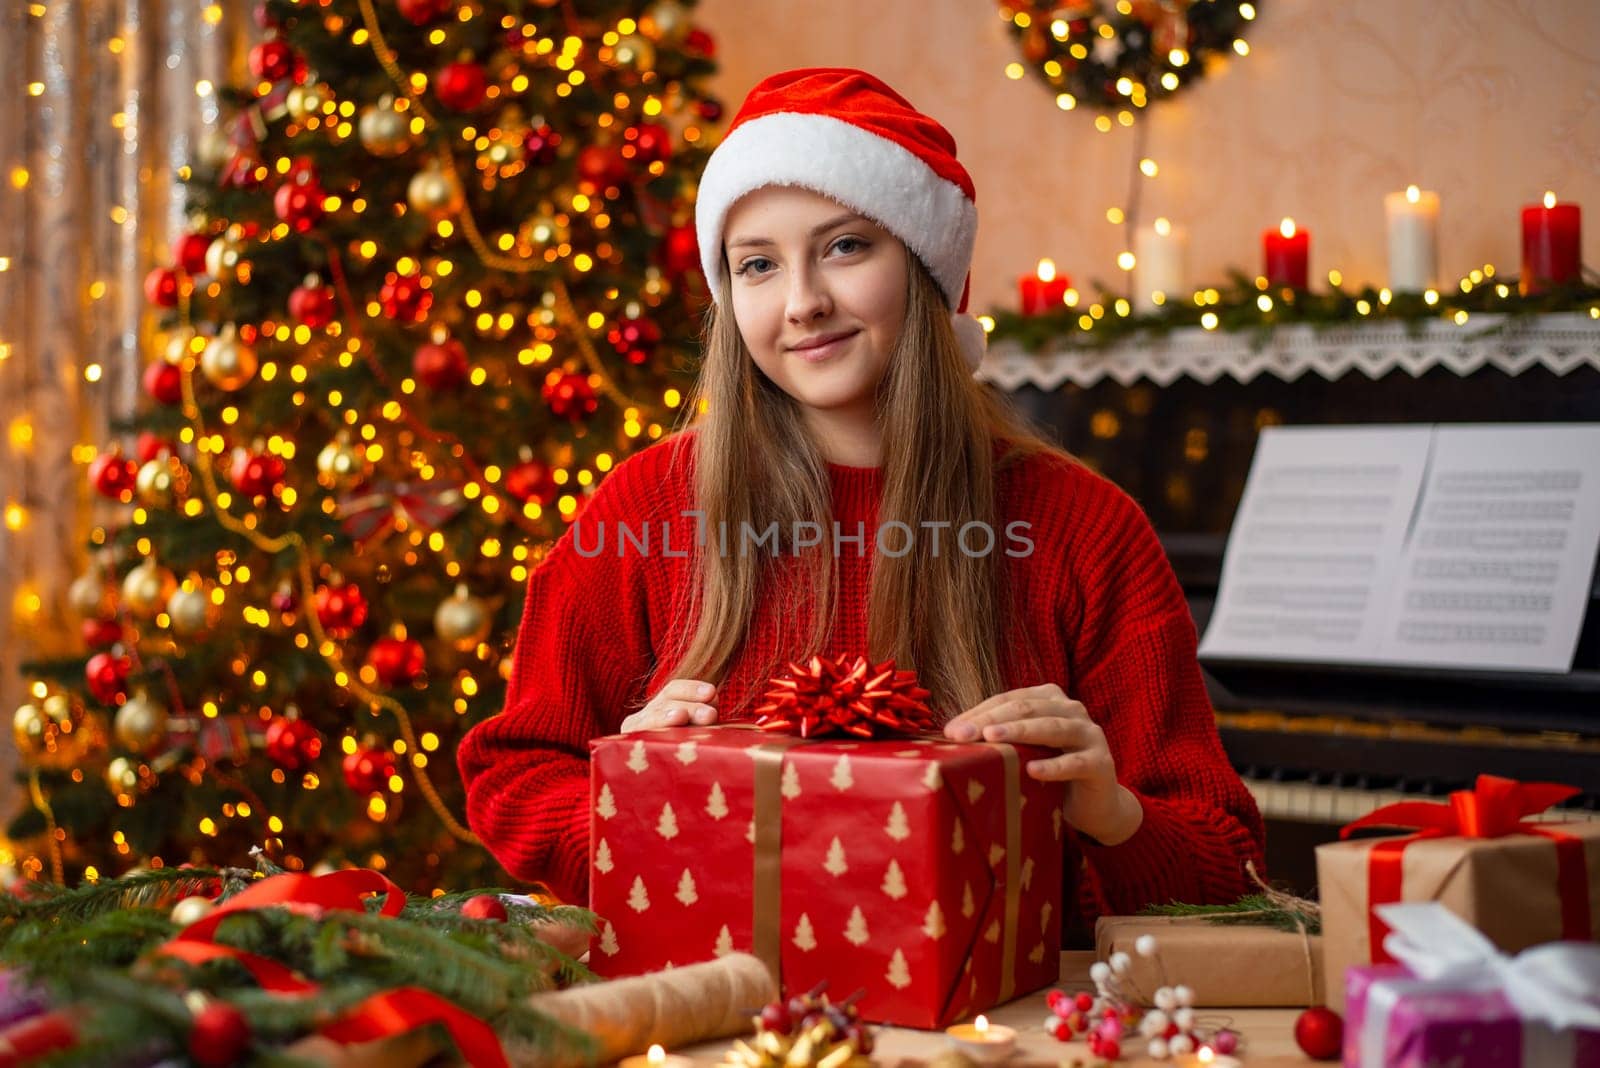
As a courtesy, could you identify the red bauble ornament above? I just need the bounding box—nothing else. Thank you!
[274,178,325,232]
[504,459,557,506]
[89,449,138,500]
[82,617,123,649]
[577,144,629,189]
[313,582,369,637]
[413,338,469,391]
[695,97,724,122]
[288,279,336,328]
[606,316,662,366]
[625,122,672,165]
[252,2,279,29]
[143,360,184,406]
[460,893,508,922]
[1294,1007,1343,1061]
[541,371,599,422]
[248,39,295,82]
[434,60,487,111]
[342,745,397,794]
[86,651,132,706]
[189,1001,251,1068]
[753,654,935,739]
[223,152,264,190]
[228,448,287,499]
[173,232,213,276]
[397,0,453,25]
[685,28,716,57]
[523,124,562,166]
[379,272,432,323]
[144,266,180,308]
[137,432,177,465]
[659,223,701,279]
[263,716,322,770]
[366,636,425,688]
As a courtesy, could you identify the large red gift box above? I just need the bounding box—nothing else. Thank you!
[588,727,1066,1028]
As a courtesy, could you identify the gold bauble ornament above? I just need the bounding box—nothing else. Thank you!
[12,702,46,760]
[522,213,568,248]
[358,95,413,157]
[121,557,176,618]
[204,232,243,280]
[15,694,91,769]
[287,80,332,122]
[407,162,464,219]
[481,137,524,172]
[163,326,197,365]
[136,457,175,508]
[169,894,216,926]
[613,34,656,71]
[643,0,691,42]
[434,584,491,650]
[200,326,258,391]
[114,689,168,755]
[317,433,369,490]
[167,583,214,637]
[69,565,114,619]
[106,755,142,799]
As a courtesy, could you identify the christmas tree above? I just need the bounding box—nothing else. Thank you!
[10,0,722,892]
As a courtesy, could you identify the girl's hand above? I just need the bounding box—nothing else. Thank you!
[620,678,719,733]
[943,683,1143,846]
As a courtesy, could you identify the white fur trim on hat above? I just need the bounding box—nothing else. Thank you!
[696,112,978,310]
[952,313,987,373]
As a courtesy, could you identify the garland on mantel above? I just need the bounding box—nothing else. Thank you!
[986,271,1600,353]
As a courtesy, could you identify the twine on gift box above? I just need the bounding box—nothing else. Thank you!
[1242,860,1322,1005]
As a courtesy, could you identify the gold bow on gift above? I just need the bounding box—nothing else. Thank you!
[337,479,466,545]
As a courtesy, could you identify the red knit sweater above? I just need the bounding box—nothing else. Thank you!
[458,431,1265,922]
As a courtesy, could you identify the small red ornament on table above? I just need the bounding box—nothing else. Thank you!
[1293,1006,1342,1061]
[753,653,935,739]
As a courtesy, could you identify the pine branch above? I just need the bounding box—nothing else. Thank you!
[1140,893,1322,935]
[0,868,227,929]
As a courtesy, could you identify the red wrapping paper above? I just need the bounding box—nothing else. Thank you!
[588,728,1065,1029]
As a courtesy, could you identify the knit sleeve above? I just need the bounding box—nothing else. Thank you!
[1062,479,1265,919]
[456,457,659,904]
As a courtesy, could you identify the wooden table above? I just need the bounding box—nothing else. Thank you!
[681,952,1318,1067]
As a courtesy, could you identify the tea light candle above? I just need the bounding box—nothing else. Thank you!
[1018,259,1069,315]
[945,1014,1016,1064]
[1134,217,1188,312]
[1384,185,1440,293]
[1182,1046,1243,1068]
[1262,217,1310,289]
[618,1044,695,1068]
[1520,190,1582,294]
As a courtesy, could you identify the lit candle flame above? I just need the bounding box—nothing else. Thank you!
[1154,217,1172,237]
[1198,1047,1215,1064]
[647,1046,665,1066]
[1279,217,1297,239]
[1405,184,1420,204]
[974,1015,989,1035]
[1543,191,1557,209]
[1036,259,1056,283]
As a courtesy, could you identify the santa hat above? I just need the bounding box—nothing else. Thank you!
[695,68,986,372]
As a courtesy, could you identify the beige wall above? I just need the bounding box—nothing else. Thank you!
[694,0,1600,312]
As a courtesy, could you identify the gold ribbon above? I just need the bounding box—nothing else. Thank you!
[995,742,1021,1005]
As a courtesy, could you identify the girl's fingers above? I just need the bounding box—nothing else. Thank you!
[982,715,1096,747]
[1024,750,1096,782]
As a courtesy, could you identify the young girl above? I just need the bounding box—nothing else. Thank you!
[458,69,1265,935]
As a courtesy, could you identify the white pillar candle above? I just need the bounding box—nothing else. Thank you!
[1384,185,1440,293]
[1134,217,1188,313]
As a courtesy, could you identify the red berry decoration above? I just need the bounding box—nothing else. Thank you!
[288,278,336,328]
[625,122,672,165]
[248,39,295,82]
[504,459,557,506]
[144,266,181,308]
[86,651,132,706]
[342,744,396,794]
[606,315,661,366]
[753,654,934,739]
[189,1000,251,1068]
[263,716,322,770]
[379,272,432,323]
[523,124,562,166]
[143,360,184,406]
[89,449,138,500]
[366,636,425,688]
[659,222,701,279]
[82,617,123,649]
[758,1001,792,1034]
[541,370,599,422]
[274,175,325,233]
[228,448,287,499]
[434,60,487,111]
[413,338,469,391]
[577,144,628,189]
[1294,1006,1343,1061]
[313,582,369,637]
[460,894,508,922]
[396,0,452,25]
[173,232,213,276]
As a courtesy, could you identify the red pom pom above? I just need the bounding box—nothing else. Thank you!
[144,266,181,308]
[413,338,469,391]
[504,459,557,506]
[264,717,322,770]
[541,371,599,422]
[342,745,397,794]
[1294,1007,1343,1061]
[460,893,509,922]
[1074,992,1094,1013]
[86,651,131,706]
[314,582,369,637]
[753,654,934,739]
[173,232,213,276]
[189,1001,251,1068]
[435,60,487,111]
[288,280,336,328]
[366,636,425,688]
[143,360,184,406]
[89,449,138,500]
[248,39,295,82]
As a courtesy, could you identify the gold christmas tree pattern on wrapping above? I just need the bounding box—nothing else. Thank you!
[829,755,854,791]
[843,906,871,947]
[628,875,651,913]
[792,912,818,951]
[885,949,912,990]
[656,802,679,839]
[884,802,910,841]
[880,860,908,900]
[705,781,729,819]
[675,868,698,906]
[17,0,726,890]
[597,784,618,820]
[594,837,614,874]
[921,900,946,940]
[822,837,849,877]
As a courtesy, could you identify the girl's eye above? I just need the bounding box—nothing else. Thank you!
[735,257,774,277]
[832,236,867,255]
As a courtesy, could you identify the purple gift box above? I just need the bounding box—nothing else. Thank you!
[1344,962,1600,1067]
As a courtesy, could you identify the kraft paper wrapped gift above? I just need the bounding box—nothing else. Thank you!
[1315,776,1600,1013]
[1094,915,1324,1007]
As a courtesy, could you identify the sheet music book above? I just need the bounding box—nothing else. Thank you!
[1198,424,1600,673]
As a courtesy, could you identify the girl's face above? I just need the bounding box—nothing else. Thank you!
[723,186,909,427]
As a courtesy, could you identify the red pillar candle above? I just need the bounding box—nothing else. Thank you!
[1263,218,1310,289]
[1520,191,1582,294]
[1018,259,1070,315]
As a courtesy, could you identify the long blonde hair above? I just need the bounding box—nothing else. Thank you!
[663,247,1073,720]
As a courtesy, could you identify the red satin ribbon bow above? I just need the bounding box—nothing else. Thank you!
[752,653,935,739]
[154,869,509,1067]
[1340,774,1591,964]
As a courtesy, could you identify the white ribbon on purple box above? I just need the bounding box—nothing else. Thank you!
[1361,902,1600,1066]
